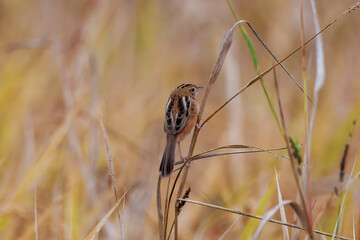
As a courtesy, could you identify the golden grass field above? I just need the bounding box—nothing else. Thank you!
[1,0,360,239]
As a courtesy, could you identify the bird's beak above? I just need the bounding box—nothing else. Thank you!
[197,86,204,90]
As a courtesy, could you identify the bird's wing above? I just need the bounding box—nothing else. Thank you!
[164,96,191,135]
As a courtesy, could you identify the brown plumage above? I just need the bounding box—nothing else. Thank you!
[159,83,203,177]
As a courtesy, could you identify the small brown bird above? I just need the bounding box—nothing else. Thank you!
[159,83,203,177]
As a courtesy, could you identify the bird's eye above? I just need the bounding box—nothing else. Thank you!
[190,87,196,93]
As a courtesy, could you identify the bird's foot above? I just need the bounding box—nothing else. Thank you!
[196,120,204,130]
[180,155,191,167]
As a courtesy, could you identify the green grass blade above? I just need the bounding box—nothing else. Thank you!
[226,0,284,136]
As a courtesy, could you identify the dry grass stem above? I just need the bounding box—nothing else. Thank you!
[163,177,172,238]
[190,144,284,158]
[157,175,164,239]
[172,147,289,171]
[218,215,242,240]
[18,197,65,240]
[99,115,122,230]
[235,20,313,106]
[188,145,287,161]
[177,198,352,240]
[83,189,130,240]
[352,216,356,240]
[274,58,314,238]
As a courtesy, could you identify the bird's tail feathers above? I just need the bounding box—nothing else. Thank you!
[159,135,177,177]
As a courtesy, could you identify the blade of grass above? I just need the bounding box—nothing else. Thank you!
[227,1,258,70]
[274,166,290,240]
[308,0,325,156]
[227,0,284,135]
[83,189,130,240]
[306,0,327,225]
[218,215,242,240]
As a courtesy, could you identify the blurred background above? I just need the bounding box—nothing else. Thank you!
[0,0,360,239]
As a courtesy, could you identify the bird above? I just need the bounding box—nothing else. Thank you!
[159,83,203,177]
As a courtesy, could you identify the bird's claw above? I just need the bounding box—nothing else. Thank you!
[181,155,191,167]
[196,120,204,130]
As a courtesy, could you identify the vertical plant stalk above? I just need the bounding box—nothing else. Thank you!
[157,175,164,240]
[163,176,172,238]
[99,115,122,231]
[164,156,190,239]
[274,63,315,239]
[307,1,326,234]
[174,25,234,212]
[159,25,235,240]
[300,0,313,223]
[174,210,179,240]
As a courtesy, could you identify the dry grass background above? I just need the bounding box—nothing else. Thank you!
[0,0,360,239]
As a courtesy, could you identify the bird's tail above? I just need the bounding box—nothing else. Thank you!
[159,135,177,177]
